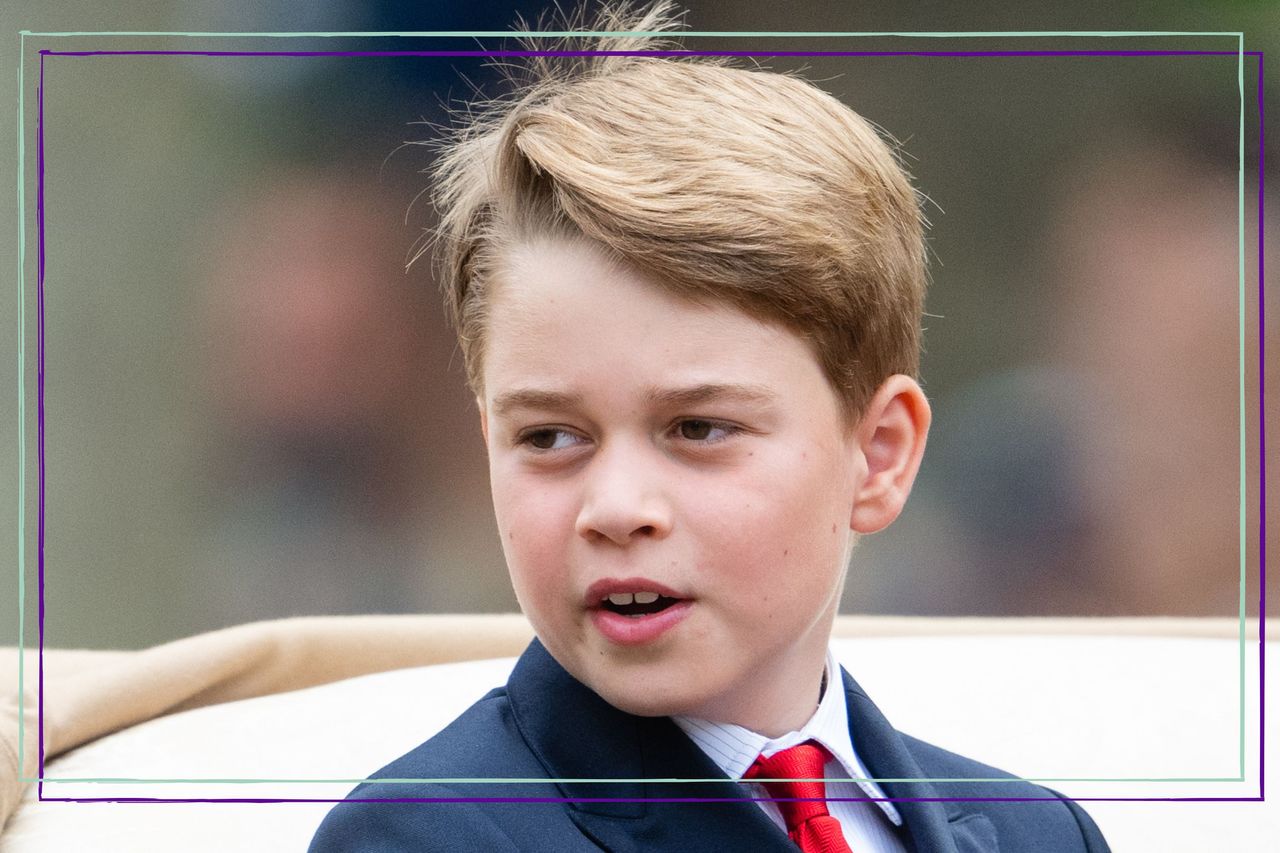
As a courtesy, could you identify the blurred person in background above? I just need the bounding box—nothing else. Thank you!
[1039,123,1268,616]
[193,172,506,620]
[922,111,1269,617]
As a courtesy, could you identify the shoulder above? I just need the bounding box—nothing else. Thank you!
[309,687,567,852]
[365,686,543,780]
[308,791,524,852]
[902,734,1111,852]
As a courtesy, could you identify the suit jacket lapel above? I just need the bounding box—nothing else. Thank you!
[506,639,793,852]
[841,666,994,853]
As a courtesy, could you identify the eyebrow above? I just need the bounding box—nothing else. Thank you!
[490,383,779,418]
[490,388,585,419]
[644,382,780,409]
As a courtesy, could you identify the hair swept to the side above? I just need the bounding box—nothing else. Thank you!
[420,0,927,421]
[419,0,699,310]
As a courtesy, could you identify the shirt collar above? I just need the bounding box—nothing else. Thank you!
[673,647,902,826]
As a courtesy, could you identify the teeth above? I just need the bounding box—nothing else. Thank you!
[602,591,669,607]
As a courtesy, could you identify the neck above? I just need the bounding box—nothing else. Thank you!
[697,647,829,737]
[757,654,828,737]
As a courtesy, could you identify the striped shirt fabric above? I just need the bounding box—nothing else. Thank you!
[673,648,908,852]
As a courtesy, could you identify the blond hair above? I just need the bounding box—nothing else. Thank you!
[425,1,926,420]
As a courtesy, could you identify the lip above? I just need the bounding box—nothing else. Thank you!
[590,599,693,646]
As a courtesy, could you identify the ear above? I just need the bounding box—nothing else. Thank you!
[850,375,931,534]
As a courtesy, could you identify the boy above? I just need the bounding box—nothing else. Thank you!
[312,3,1110,850]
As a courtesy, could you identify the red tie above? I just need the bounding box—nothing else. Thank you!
[744,741,853,853]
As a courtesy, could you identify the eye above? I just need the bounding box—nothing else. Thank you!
[674,419,736,443]
[518,427,583,451]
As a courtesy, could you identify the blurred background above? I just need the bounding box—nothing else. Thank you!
[3,0,1275,649]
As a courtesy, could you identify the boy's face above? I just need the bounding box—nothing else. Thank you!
[479,238,870,735]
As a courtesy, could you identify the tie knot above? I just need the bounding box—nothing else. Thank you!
[744,741,852,853]
[747,741,830,782]
[745,741,831,819]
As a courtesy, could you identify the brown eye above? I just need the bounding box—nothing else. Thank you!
[528,430,559,449]
[679,420,713,440]
[521,428,578,451]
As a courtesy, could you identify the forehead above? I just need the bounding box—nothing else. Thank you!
[482,238,836,414]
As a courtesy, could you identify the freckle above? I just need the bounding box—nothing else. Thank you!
[783,549,789,557]
[831,524,837,533]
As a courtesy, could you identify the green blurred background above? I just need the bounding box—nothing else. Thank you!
[3,1,1275,650]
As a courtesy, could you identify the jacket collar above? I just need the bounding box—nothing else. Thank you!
[839,666,995,852]
[505,638,992,853]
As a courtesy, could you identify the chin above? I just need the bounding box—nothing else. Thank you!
[583,670,711,719]
[592,685,690,718]
[543,632,724,719]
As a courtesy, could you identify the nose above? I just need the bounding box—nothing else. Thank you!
[574,439,673,546]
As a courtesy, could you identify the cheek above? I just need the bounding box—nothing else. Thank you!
[756,444,853,522]
[700,453,851,593]
[493,473,577,593]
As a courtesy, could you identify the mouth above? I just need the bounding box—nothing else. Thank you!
[583,578,692,645]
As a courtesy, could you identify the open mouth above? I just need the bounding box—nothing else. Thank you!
[587,582,693,644]
[599,591,682,618]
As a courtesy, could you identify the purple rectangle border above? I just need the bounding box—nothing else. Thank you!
[25,45,1267,807]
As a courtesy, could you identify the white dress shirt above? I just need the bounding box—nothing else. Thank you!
[673,647,908,852]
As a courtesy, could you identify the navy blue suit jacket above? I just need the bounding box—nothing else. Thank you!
[311,639,1109,852]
